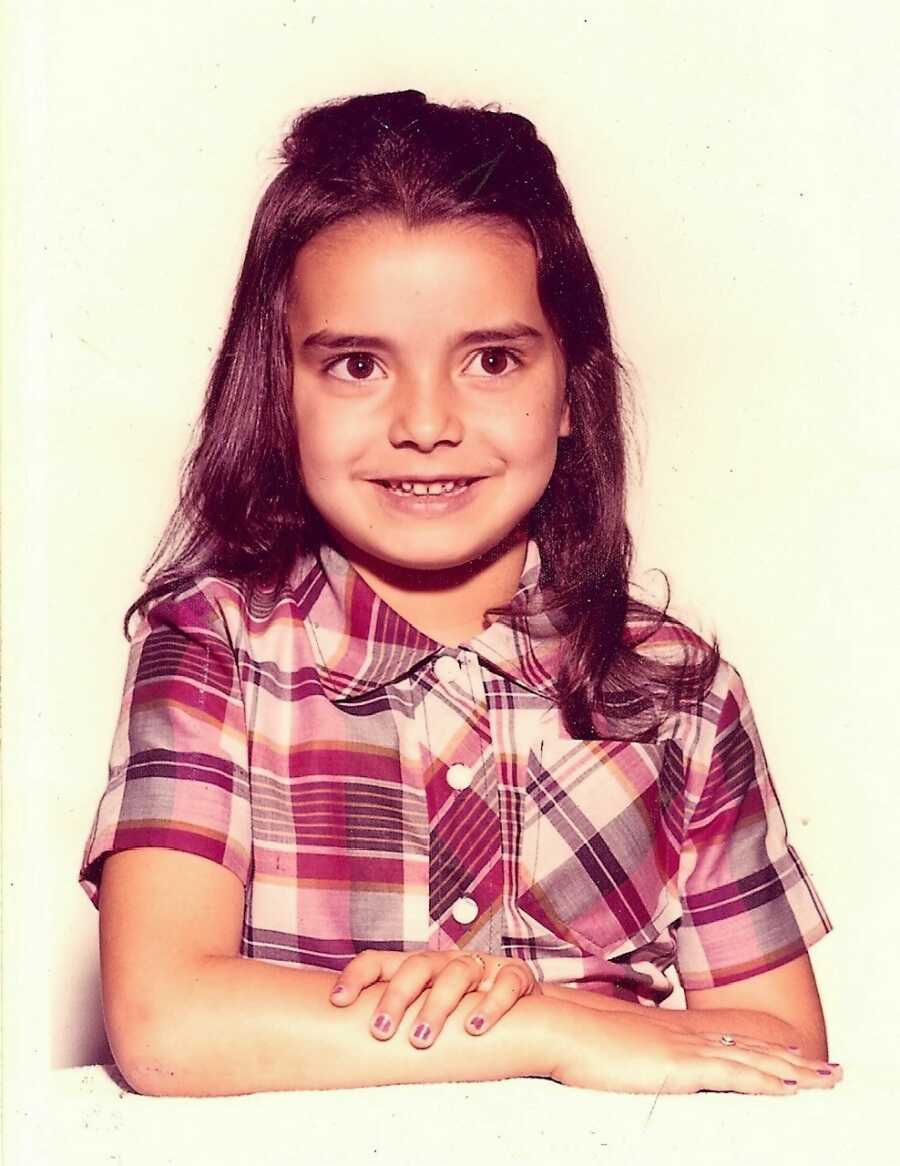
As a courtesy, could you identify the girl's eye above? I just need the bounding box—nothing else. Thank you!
[464,347,523,378]
[324,353,386,382]
[323,347,522,382]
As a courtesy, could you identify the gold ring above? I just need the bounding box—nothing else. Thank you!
[463,952,486,976]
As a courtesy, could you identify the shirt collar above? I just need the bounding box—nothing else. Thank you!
[291,540,562,703]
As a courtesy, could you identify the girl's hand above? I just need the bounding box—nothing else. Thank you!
[329,948,541,1048]
[551,1009,843,1095]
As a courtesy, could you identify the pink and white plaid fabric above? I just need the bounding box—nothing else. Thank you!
[80,540,830,1002]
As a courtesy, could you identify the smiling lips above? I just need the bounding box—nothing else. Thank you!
[378,479,476,496]
[370,477,485,512]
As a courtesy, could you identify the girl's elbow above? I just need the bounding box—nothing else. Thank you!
[108,1019,186,1097]
[104,990,197,1097]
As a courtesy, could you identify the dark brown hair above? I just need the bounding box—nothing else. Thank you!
[128,90,718,739]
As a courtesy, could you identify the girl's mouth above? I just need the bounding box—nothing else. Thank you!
[378,479,474,496]
[371,477,484,514]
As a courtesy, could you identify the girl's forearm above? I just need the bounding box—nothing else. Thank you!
[541,985,805,1051]
[116,955,560,1097]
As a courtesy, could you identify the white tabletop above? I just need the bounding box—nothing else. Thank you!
[29,1060,892,1166]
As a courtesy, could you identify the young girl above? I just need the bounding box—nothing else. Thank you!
[79,90,836,1098]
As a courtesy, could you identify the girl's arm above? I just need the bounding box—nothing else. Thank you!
[683,957,829,1059]
[100,848,837,1097]
[332,955,825,1059]
[542,955,828,1060]
[100,847,554,1096]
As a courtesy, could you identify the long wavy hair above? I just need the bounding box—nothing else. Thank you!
[128,89,718,739]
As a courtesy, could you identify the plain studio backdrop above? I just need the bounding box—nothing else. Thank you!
[2,0,898,1134]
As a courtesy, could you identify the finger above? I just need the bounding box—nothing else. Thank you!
[370,953,443,1040]
[696,1034,842,1083]
[479,959,532,994]
[475,958,504,992]
[699,1032,812,1060]
[330,950,406,1006]
[465,965,533,1035]
[686,1056,803,1096]
[735,1038,842,1077]
[454,952,490,989]
[709,1045,840,1089]
[408,956,485,1048]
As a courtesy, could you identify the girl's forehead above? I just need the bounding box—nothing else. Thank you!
[292,214,535,275]
[286,217,560,354]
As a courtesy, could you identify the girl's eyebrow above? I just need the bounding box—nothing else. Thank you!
[302,322,544,352]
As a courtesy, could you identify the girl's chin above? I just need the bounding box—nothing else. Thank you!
[349,542,494,575]
[326,527,525,580]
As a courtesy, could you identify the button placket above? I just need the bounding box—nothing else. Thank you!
[444,654,482,794]
[426,649,495,946]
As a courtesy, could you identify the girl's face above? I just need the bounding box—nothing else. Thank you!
[287,214,570,576]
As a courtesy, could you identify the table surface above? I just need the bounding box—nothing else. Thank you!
[23,1059,893,1166]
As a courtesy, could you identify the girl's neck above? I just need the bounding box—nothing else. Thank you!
[329,526,529,647]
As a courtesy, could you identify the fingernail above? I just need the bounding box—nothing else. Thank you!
[827,1062,841,1068]
[373,1013,392,1035]
[783,1079,798,1086]
[469,1015,485,1032]
[816,1069,832,1076]
[413,1023,432,1043]
[331,984,345,998]
[787,1045,801,1052]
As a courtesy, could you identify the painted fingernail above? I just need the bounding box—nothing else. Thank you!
[816,1069,832,1076]
[331,984,345,998]
[783,1079,798,1086]
[413,1023,432,1044]
[372,1013,392,1035]
[827,1062,841,1068]
[469,1015,485,1032]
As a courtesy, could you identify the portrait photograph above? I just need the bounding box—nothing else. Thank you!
[2,1,898,1162]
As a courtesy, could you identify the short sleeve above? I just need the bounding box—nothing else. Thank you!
[674,663,831,990]
[79,585,251,907]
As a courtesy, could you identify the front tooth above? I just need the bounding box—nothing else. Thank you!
[388,479,467,495]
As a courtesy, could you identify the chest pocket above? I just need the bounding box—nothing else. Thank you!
[515,735,681,960]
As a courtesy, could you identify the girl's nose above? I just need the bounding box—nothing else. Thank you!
[387,378,464,451]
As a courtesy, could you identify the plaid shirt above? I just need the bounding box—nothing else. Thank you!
[80,540,830,1002]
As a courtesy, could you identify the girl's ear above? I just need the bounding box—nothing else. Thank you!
[558,396,572,438]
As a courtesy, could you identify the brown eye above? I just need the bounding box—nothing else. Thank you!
[346,354,376,379]
[478,348,511,375]
[326,353,384,382]
[470,345,526,377]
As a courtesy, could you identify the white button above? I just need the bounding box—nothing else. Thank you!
[451,896,479,925]
[434,655,462,685]
[446,763,473,791]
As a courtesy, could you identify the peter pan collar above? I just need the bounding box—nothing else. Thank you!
[291,539,562,703]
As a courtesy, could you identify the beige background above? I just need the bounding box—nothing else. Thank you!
[3,0,898,1128]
